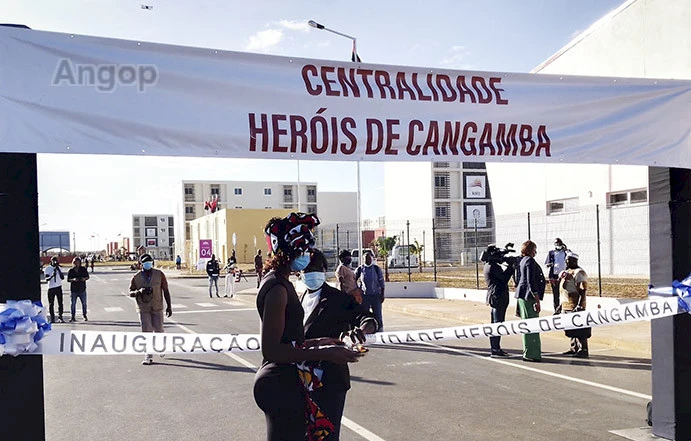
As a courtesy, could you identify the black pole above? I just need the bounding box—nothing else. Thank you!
[422,229,426,269]
[432,218,437,282]
[649,167,691,440]
[474,218,479,289]
[335,224,340,259]
[527,211,531,240]
[596,204,603,297]
[346,230,350,251]
[0,153,46,441]
[406,220,411,282]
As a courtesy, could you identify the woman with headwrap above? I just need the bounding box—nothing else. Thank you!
[253,213,364,441]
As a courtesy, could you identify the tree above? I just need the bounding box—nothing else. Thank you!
[373,235,397,282]
[409,239,424,272]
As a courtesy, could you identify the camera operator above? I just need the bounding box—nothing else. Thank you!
[482,245,515,357]
[129,253,173,365]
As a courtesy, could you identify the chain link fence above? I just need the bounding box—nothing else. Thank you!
[315,202,653,292]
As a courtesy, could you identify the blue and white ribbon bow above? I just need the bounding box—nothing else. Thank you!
[0,300,51,356]
[649,274,691,313]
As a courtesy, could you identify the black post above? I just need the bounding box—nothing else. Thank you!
[648,167,691,440]
[596,204,603,297]
[335,224,340,259]
[474,218,479,289]
[346,230,350,251]
[406,220,411,282]
[422,229,426,269]
[0,153,46,441]
[527,212,531,240]
[432,218,437,282]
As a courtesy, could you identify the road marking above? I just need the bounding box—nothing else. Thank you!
[171,304,187,309]
[104,307,124,312]
[173,308,254,315]
[224,301,247,306]
[195,302,216,307]
[417,342,652,401]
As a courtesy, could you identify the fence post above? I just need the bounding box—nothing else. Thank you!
[432,218,437,282]
[346,230,350,251]
[422,229,426,268]
[527,212,531,240]
[475,218,479,289]
[335,225,339,257]
[596,204,603,297]
[406,220,411,282]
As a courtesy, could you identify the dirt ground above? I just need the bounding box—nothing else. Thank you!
[387,267,649,299]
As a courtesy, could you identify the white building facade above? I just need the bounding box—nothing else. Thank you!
[132,214,175,260]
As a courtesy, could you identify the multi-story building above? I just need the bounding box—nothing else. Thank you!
[175,180,357,261]
[132,214,175,260]
[384,161,495,263]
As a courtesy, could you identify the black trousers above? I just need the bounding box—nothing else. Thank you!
[490,306,507,352]
[311,388,348,441]
[550,281,560,310]
[47,286,64,320]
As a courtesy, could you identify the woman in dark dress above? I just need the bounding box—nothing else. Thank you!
[253,213,362,441]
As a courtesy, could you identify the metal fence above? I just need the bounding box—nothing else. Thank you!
[315,201,652,281]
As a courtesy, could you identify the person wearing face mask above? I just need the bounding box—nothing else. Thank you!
[335,250,357,296]
[558,252,590,358]
[514,240,546,362]
[355,250,385,332]
[129,253,173,365]
[44,256,65,323]
[545,238,570,311]
[254,213,364,441]
[301,249,377,440]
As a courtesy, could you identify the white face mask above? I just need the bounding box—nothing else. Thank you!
[302,272,326,290]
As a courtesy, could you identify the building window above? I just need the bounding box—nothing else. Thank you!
[463,162,486,169]
[284,188,292,196]
[547,197,578,214]
[184,186,194,195]
[307,204,317,214]
[133,218,140,226]
[146,228,157,237]
[264,188,272,196]
[307,188,316,196]
[133,228,141,238]
[185,206,195,214]
[435,205,449,218]
[144,217,157,227]
[433,162,449,168]
[264,206,272,209]
[168,217,174,227]
[234,188,242,195]
[234,206,243,209]
[211,185,221,196]
[607,189,648,207]
[434,174,448,187]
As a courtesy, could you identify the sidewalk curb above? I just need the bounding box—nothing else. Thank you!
[384,303,651,356]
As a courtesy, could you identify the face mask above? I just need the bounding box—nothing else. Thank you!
[302,272,326,290]
[142,261,154,270]
[342,257,352,265]
[290,253,311,272]
[364,260,373,267]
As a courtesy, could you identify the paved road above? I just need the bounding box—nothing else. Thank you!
[43,269,651,441]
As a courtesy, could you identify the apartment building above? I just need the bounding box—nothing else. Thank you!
[132,214,175,260]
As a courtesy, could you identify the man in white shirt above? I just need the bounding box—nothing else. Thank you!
[44,256,65,323]
[545,238,569,311]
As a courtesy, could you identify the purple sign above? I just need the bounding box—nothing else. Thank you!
[199,239,213,259]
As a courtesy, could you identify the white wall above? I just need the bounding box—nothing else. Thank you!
[384,162,432,220]
[318,192,358,225]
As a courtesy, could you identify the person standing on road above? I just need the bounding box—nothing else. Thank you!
[335,250,358,296]
[301,248,377,440]
[355,250,385,332]
[224,250,237,298]
[175,255,182,270]
[254,213,363,441]
[67,257,90,322]
[545,238,569,311]
[558,252,590,358]
[129,253,173,365]
[514,240,545,362]
[44,256,65,323]
[90,257,95,273]
[254,249,263,289]
[206,254,221,298]
[482,246,514,357]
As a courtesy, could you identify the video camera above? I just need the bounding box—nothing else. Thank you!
[480,243,519,266]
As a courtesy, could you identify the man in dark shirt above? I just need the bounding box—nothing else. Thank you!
[254,249,263,288]
[206,254,220,298]
[483,245,514,357]
[67,256,90,322]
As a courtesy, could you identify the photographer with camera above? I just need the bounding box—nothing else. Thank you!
[482,244,517,357]
[129,253,173,365]
[44,256,65,323]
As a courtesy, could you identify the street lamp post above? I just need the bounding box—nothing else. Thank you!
[308,19,363,264]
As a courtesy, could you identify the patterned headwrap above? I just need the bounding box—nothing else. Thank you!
[265,213,320,256]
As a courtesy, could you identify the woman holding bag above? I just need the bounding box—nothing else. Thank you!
[514,240,546,362]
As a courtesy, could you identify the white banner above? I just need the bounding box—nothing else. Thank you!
[0,26,689,168]
[29,297,680,356]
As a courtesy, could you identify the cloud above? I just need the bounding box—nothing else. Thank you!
[278,19,310,32]
[439,45,474,70]
[246,29,284,52]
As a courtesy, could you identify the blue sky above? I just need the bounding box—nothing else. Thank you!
[4,0,624,251]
